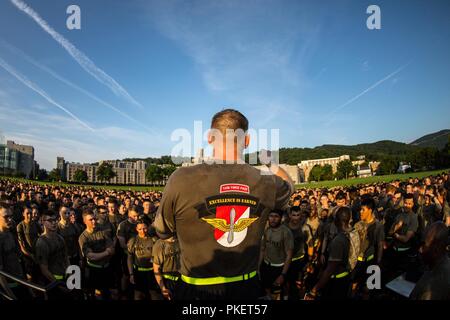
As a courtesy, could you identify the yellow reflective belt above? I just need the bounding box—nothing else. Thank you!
[163,274,179,281]
[292,254,305,261]
[395,247,410,252]
[331,271,349,279]
[358,254,375,262]
[87,261,109,268]
[181,271,257,286]
[264,260,284,267]
[53,274,64,280]
[135,265,153,272]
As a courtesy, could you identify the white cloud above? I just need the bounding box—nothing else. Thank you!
[362,60,370,71]
[0,56,94,131]
[144,0,320,126]
[0,100,170,170]
[10,0,144,109]
[0,40,153,132]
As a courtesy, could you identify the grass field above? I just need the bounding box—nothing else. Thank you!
[297,168,450,189]
[1,168,449,192]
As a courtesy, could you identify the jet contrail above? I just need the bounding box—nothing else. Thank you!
[325,61,412,126]
[0,56,94,131]
[0,41,153,132]
[10,0,144,109]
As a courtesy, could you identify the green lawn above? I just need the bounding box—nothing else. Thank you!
[0,177,165,192]
[1,168,449,192]
[296,168,450,189]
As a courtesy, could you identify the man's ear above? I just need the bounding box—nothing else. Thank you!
[207,130,214,145]
[244,134,250,149]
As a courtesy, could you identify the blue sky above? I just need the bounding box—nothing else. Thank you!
[0,0,449,170]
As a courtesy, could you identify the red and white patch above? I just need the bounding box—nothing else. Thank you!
[219,183,250,194]
[216,184,250,247]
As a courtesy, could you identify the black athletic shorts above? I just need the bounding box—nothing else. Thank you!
[321,275,351,300]
[133,268,159,293]
[85,264,114,291]
[175,276,264,300]
[286,257,306,283]
[260,261,283,291]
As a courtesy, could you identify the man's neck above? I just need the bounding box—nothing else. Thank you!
[288,220,301,228]
[44,230,56,236]
[212,147,244,163]
[366,216,375,224]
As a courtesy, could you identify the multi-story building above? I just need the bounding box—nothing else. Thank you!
[62,158,150,185]
[0,140,36,178]
[57,157,66,180]
[298,155,351,182]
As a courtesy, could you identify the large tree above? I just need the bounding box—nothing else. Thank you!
[308,165,323,182]
[73,169,88,184]
[97,163,116,184]
[336,160,356,180]
[377,158,398,175]
[36,169,48,181]
[321,164,334,181]
[162,165,177,180]
[48,168,62,182]
[146,165,164,186]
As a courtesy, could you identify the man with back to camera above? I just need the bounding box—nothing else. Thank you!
[154,109,294,300]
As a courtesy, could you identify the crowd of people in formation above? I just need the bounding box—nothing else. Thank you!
[0,172,449,301]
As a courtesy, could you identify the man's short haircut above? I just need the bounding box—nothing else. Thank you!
[386,184,396,193]
[290,206,301,214]
[404,193,414,201]
[108,198,118,205]
[270,209,285,217]
[82,208,95,219]
[211,109,249,134]
[136,219,148,226]
[361,195,376,212]
[42,210,57,219]
[0,202,10,211]
[335,206,351,227]
[336,191,346,201]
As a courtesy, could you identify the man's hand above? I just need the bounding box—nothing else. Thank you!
[129,274,135,285]
[304,291,317,300]
[393,221,403,232]
[161,287,172,300]
[319,254,326,266]
[274,274,285,287]
[105,247,115,256]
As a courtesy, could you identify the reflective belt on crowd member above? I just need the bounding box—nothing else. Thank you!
[264,260,284,267]
[357,254,374,262]
[87,261,109,269]
[135,265,153,272]
[292,254,305,262]
[53,274,64,280]
[181,271,257,286]
[394,247,411,252]
[163,274,179,281]
[331,271,349,279]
